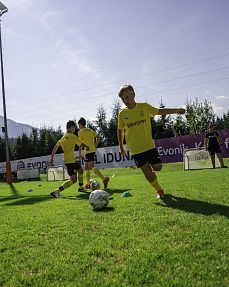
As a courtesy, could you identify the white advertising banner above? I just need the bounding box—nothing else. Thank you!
[16,168,40,180]
[1,129,228,173]
[0,145,135,173]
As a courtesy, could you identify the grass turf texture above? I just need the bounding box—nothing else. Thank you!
[0,161,228,287]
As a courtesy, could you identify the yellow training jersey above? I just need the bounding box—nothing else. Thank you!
[78,128,97,154]
[57,133,81,164]
[118,102,159,155]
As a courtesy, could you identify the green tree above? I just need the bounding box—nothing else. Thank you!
[153,100,174,139]
[185,98,215,133]
[107,100,122,146]
[95,105,108,146]
[87,120,97,131]
[173,115,187,136]
[45,127,63,155]
[215,110,229,129]
[35,126,63,156]
[15,133,34,159]
[36,128,48,156]
[31,127,39,157]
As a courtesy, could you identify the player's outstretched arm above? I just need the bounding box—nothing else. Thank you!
[50,143,60,166]
[158,108,185,115]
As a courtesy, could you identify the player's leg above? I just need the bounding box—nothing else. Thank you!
[208,148,216,168]
[148,149,164,197]
[214,145,227,168]
[216,153,227,168]
[151,162,162,171]
[84,161,91,189]
[76,159,86,191]
[140,162,164,198]
[89,152,109,189]
[210,155,215,168]
[85,153,97,189]
[133,149,164,198]
[50,164,77,198]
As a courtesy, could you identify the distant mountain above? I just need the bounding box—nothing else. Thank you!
[0,116,33,138]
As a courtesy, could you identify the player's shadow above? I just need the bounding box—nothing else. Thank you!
[155,194,229,218]
[75,192,90,200]
[66,188,132,201]
[0,195,19,203]
[107,188,132,195]
[0,184,20,203]
[3,195,52,206]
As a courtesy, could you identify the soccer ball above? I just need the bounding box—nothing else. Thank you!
[89,189,109,210]
[90,180,101,190]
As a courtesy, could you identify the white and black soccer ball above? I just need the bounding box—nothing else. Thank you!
[90,180,101,190]
[89,189,109,210]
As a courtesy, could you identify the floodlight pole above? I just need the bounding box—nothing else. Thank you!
[0,2,11,184]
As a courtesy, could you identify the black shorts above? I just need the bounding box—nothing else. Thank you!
[65,161,82,176]
[208,146,221,155]
[85,152,96,162]
[132,148,162,168]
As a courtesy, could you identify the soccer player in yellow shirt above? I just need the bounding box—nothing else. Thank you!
[78,117,110,190]
[49,120,87,198]
[117,84,185,198]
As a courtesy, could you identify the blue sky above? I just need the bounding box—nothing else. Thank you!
[1,0,229,131]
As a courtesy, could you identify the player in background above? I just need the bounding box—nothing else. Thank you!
[117,84,185,199]
[204,124,227,169]
[78,117,110,190]
[49,120,88,198]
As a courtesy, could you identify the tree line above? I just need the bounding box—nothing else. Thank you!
[0,98,228,162]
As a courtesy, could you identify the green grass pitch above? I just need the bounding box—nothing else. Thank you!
[0,160,229,287]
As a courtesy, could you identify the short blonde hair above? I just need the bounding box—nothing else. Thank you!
[118,84,135,98]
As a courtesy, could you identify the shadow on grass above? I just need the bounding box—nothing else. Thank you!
[107,188,132,195]
[2,195,52,206]
[0,184,20,202]
[0,184,20,203]
[76,192,90,200]
[155,194,229,218]
[64,188,132,201]
[93,206,115,212]
[9,184,20,196]
[0,196,19,203]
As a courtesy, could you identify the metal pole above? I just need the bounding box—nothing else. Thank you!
[0,19,12,184]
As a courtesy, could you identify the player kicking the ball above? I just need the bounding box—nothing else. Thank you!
[78,117,109,190]
[49,120,88,198]
[117,84,185,199]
